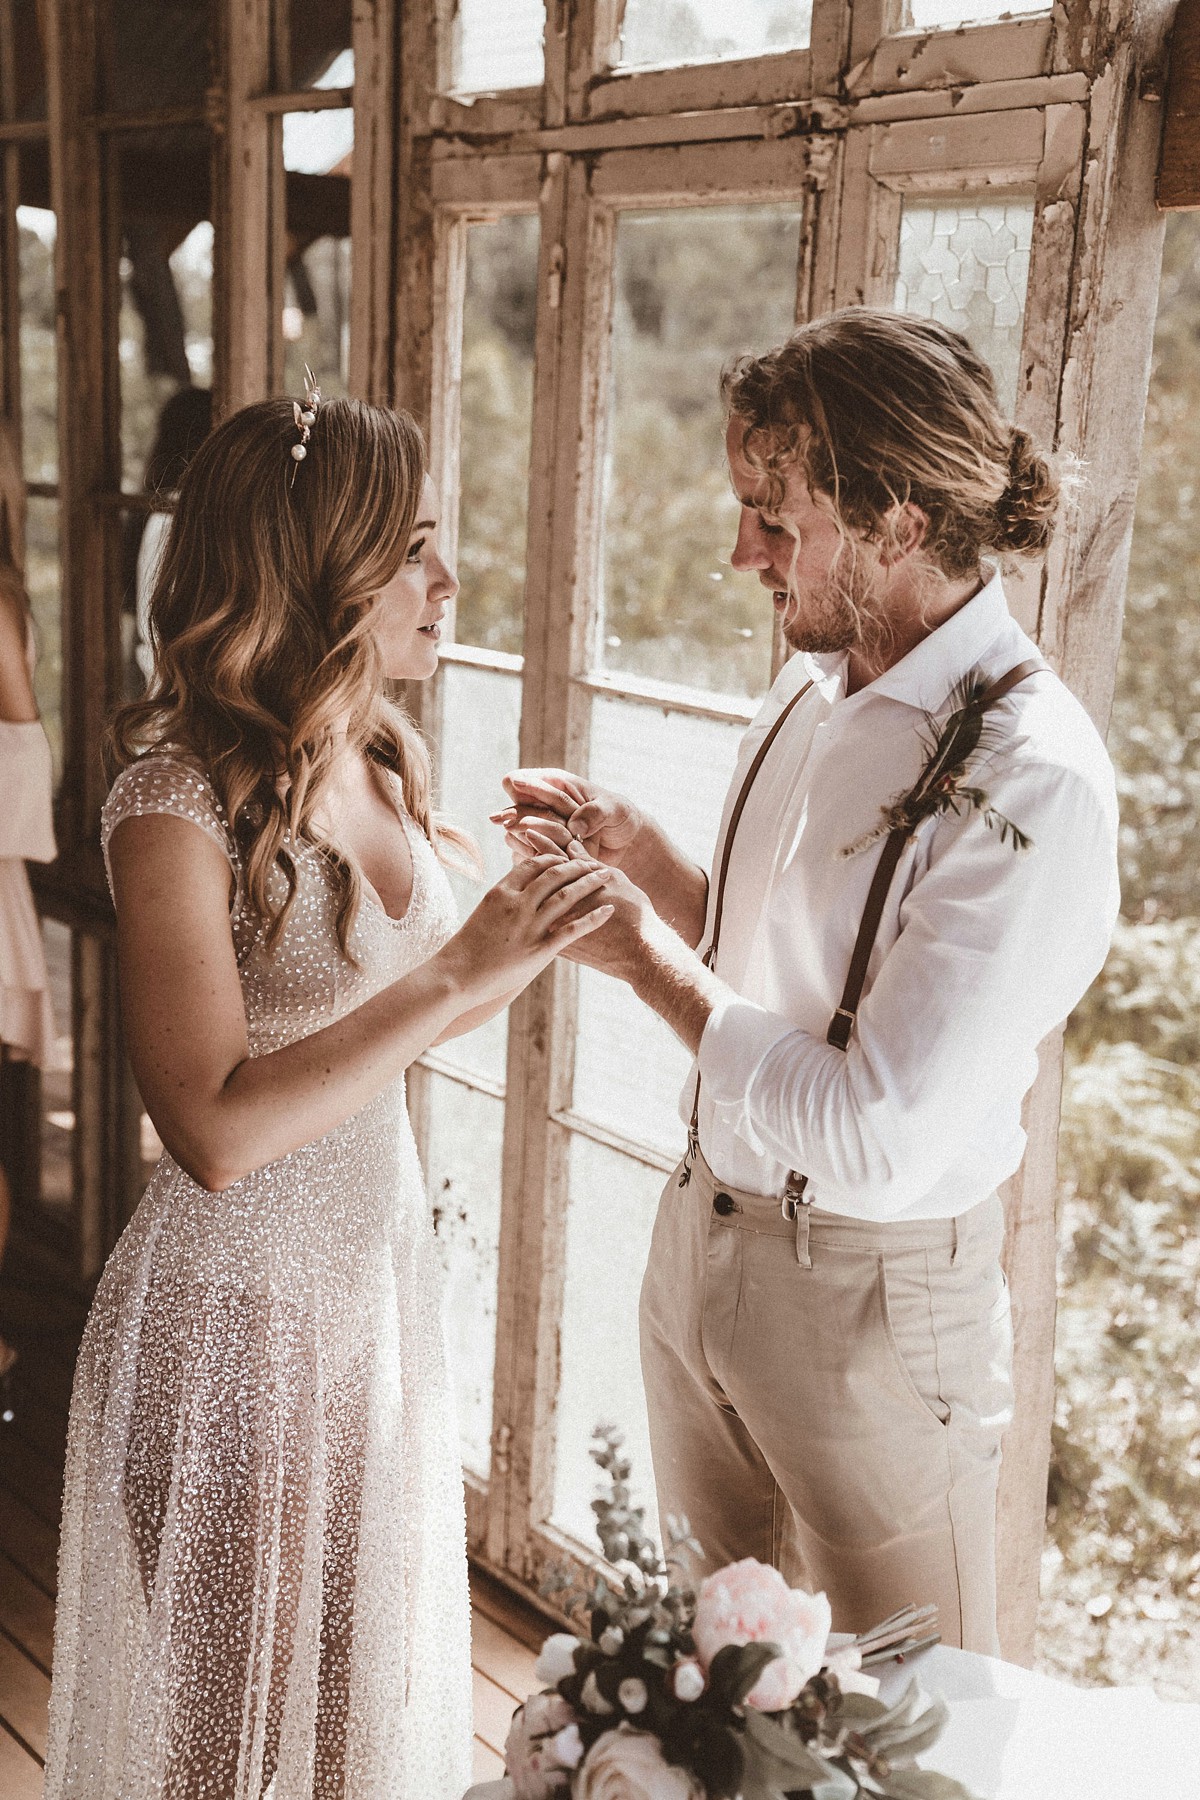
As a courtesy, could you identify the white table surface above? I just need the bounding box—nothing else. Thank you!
[874,1642,1200,1799]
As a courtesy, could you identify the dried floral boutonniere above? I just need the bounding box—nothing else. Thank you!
[842,668,1034,860]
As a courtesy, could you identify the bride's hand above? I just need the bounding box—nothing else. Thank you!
[435,853,614,1004]
[519,831,657,977]
[491,769,645,868]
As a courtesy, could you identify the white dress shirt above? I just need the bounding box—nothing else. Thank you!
[689,569,1120,1221]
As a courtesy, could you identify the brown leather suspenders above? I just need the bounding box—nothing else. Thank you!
[683,655,1046,1206]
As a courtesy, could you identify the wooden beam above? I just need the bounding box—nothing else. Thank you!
[1158,0,1200,209]
[212,0,273,411]
[994,0,1177,1664]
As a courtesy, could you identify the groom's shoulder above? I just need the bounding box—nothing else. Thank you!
[1009,664,1115,797]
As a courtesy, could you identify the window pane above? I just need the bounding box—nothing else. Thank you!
[282,110,353,397]
[118,132,213,491]
[424,1071,503,1477]
[430,658,523,1091]
[280,3,353,90]
[17,206,57,484]
[39,919,72,1222]
[553,1135,662,1547]
[572,696,743,1156]
[600,206,802,697]
[908,0,1047,24]
[456,214,539,657]
[26,497,62,785]
[894,197,1034,416]
[12,0,47,122]
[103,0,213,113]
[450,0,545,93]
[617,0,810,67]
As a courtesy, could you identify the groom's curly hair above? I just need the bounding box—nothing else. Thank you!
[722,308,1060,583]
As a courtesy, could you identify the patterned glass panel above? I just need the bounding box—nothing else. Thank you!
[424,1072,504,1477]
[600,205,802,698]
[909,0,1046,25]
[26,498,62,786]
[430,659,523,1090]
[117,130,214,493]
[451,0,545,93]
[40,920,72,1221]
[894,197,1035,416]
[617,0,810,66]
[457,214,539,656]
[571,696,743,1156]
[17,207,57,484]
[282,110,353,397]
[552,1136,662,1548]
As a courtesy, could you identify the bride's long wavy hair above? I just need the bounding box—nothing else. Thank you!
[110,394,468,956]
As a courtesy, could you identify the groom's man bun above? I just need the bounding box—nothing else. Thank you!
[721,307,1060,578]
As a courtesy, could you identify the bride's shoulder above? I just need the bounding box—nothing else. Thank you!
[102,750,235,869]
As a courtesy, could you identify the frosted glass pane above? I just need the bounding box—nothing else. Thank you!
[618,0,810,66]
[432,659,523,1088]
[572,695,743,1153]
[553,1136,663,1549]
[452,0,544,92]
[600,207,802,697]
[458,214,539,656]
[909,0,1046,24]
[17,207,57,483]
[425,1073,503,1476]
[588,693,744,869]
[895,197,1034,416]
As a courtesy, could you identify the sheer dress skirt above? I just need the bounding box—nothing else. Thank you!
[44,755,473,1800]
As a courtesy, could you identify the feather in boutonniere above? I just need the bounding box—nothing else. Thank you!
[842,669,1034,859]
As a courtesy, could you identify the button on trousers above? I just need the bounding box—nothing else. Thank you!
[638,1150,1014,1653]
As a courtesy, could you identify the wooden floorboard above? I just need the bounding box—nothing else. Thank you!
[0,1249,541,1792]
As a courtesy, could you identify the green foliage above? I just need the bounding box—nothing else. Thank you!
[1043,213,1200,1698]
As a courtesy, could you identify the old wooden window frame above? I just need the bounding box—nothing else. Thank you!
[2,0,1178,1665]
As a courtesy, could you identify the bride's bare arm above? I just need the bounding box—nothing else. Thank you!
[111,813,611,1192]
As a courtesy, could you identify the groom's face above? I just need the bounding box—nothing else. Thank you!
[725,418,879,656]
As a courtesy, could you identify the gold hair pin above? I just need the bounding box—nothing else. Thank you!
[289,364,321,485]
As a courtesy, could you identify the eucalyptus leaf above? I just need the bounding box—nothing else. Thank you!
[707,1640,783,1710]
[741,1710,844,1786]
[861,1695,949,1759]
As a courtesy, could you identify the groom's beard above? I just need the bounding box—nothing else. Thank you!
[780,548,887,660]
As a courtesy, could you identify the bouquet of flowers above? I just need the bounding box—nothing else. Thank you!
[494,1427,976,1800]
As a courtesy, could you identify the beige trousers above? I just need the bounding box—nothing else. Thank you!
[639,1150,1014,1654]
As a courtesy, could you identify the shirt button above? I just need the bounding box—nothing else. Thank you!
[713,1191,738,1217]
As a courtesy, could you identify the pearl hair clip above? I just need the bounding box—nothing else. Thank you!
[289,364,321,486]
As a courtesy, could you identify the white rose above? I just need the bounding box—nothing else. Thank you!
[574,1726,703,1800]
[580,1671,616,1715]
[617,1677,647,1714]
[672,1660,705,1703]
[535,1633,583,1686]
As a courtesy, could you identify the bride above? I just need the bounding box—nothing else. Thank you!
[43,391,613,1800]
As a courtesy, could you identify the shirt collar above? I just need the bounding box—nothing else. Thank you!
[859,566,1012,714]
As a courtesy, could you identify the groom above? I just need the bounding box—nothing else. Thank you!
[497,308,1119,1654]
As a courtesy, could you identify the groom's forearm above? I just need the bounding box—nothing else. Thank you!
[621,819,709,949]
[626,914,725,1054]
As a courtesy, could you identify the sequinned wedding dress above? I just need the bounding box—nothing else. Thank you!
[44,755,473,1800]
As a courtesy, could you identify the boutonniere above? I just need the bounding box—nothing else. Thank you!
[842,668,1034,859]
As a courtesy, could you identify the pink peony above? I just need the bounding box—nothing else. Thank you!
[504,1691,577,1800]
[692,1559,832,1713]
[573,1725,703,1800]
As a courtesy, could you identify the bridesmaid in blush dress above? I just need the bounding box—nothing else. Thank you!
[0,426,57,1391]
[43,393,614,1800]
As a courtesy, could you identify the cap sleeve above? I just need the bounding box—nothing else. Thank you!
[101,755,237,898]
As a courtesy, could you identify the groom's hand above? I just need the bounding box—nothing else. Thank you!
[491,769,644,869]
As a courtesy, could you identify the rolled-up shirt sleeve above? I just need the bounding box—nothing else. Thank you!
[697,760,1119,1217]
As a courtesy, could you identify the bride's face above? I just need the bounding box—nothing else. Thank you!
[371,476,458,681]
